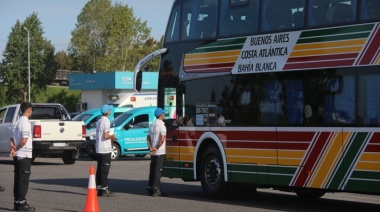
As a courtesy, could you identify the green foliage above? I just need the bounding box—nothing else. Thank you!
[0,13,58,103]
[69,0,161,72]
[0,86,81,111]
[55,51,73,70]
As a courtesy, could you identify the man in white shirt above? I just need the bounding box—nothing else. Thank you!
[9,102,35,211]
[95,104,117,197]
[147,108,167,197]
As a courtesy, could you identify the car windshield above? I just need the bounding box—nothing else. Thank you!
[72,112,93,122]
[111,112,132,128]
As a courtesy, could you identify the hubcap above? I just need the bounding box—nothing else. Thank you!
[206,158,221,187]
[111,145,118,159]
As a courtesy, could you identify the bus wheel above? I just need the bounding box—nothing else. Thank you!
[111,143,120,161]
[295,189,325,198]
[200,145,226,196]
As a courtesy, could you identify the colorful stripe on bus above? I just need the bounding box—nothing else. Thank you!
[164,127,380,194]
[183,22,380,74]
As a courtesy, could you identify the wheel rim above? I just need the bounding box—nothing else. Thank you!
[111,145,118,159]
[205,157,221,188]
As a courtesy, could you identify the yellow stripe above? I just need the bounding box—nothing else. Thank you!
[166,153,180,161]
[180,146,195,154]
[180,154,194,162]
[309,132,343,188]
[374,54,380,65]
[225,148,276,157]
[290,46,362,57]
[293,39,366,51]
[185,50,241,60]
[184,55,238,66]
[278,150,305,166]
[355,161,380,171]
[359,152,380,162]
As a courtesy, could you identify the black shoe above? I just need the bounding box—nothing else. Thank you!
[100,189,116,197]
[97,189,102,197]
[146,187,153,196]
[13,203,18,211]
[0,185,5,192]
[17,203,35,211]
[152,188,168,197]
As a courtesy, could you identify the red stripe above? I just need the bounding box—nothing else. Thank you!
[284,59,354,70]
[369,133,380,144]
[364,144,380,153]
[184,62,234,73]
[224,141,277,149]
[287,53,358,63]
[359,25,380,65]
[356,24,377,64]
[293,132,331,187]
[277,142,310,150]
[277,131,315,142]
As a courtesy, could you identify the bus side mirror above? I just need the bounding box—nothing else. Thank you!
[135,71,142,92]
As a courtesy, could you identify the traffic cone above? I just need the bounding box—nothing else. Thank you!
[84,166,100,212]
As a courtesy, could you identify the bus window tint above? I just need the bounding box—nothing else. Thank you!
[261,0,305,32]
[182,0,218,40]
[358,67,380,127]
[165,2,180,43]
[308,0,357,27]
[219,0,259,37]
[360,0,380,21]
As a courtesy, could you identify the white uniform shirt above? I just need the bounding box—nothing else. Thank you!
[96,116,112,154]
[148,119,166,155]
[12,116,33,158]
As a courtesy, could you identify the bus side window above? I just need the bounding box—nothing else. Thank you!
[262,0,293,32]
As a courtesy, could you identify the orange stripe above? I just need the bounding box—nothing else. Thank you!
[290,46,362,57]
[185,50,241,60]
[184,55,238,66]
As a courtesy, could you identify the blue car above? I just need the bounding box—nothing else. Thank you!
[86,106,157,160]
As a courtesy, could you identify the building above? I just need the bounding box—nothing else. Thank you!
[69,72,158,110]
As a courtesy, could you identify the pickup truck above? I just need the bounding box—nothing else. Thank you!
[86,106,157,160]
[0,103,86,164]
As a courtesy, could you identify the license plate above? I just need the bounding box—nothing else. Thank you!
[53,143,65,147]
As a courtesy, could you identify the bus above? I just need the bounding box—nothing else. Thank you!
[134,0,380,198]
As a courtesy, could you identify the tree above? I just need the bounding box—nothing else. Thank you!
[0,13,57,103]
[55,51,73,70]
[69,0,155,72]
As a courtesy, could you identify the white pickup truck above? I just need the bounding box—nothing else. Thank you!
[0,103,86,164]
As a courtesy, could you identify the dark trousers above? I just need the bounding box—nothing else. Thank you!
[96,153,111,189]
[13,157,32,203]
[148,154,165,189]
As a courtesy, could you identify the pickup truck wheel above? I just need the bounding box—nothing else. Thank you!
[62,150,77,164]
[111,143,120,161]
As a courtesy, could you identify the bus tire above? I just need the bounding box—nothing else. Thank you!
[200,145,226,197]
[111,143,120,161]
[295,189,325,198]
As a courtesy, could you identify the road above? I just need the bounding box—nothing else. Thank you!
[1,156,379,212]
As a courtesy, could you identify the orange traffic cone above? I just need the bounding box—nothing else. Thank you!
[84,166,100,212]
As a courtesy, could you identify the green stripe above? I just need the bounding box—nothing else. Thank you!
[350,170,380,181]
[297,32,370,44]
[300,24,374,38]
[345,179,380,194]
[327,132,369,189]
[188,44,243,54]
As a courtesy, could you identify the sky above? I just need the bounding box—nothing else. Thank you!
[0,0,174,61]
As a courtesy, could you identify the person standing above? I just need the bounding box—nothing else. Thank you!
[95,104,117,197]
[146,108,167,197]
[9,102,35,211]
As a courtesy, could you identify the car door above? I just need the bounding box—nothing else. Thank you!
[120,113,149,152]
[0,106,17,154]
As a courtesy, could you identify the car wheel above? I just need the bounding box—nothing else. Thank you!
[111,143,120,161]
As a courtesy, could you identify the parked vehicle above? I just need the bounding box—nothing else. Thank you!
[86,106,157,160]
[0,103,86,164]
[106,92,157,107]
[73,106,132,130]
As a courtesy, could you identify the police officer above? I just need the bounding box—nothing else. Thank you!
[95,104,117,197]
[146,108,167,197]
[9,102,35,211]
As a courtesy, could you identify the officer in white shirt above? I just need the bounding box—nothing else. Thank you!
[95,104,117,197]
[146,108,168,197]
[9,102,35,211]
